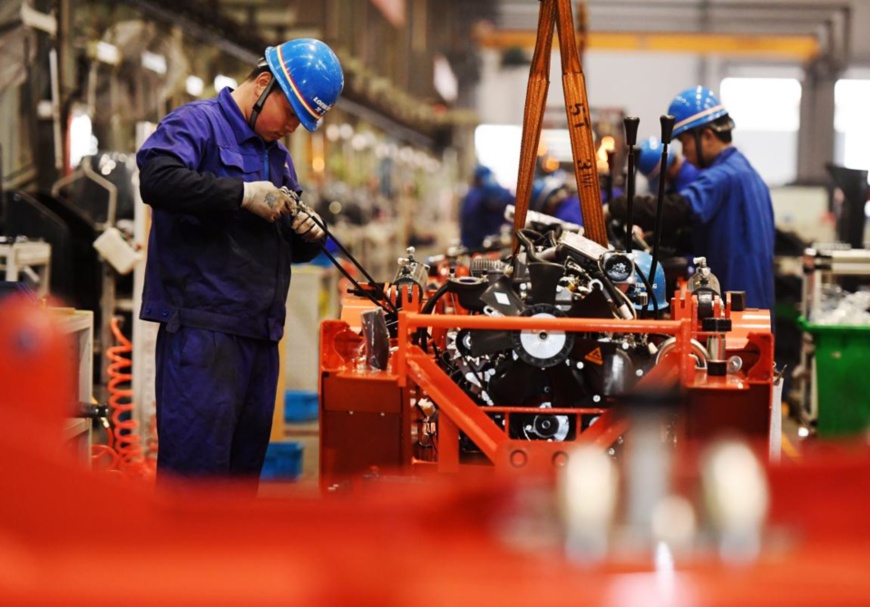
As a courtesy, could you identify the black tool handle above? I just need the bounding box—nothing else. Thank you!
[660,114,675,144]
[648,114,676,318]
[623,116,640,251]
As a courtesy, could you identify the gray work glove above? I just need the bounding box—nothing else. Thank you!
[241,181,296,222]
[291,206,326,242]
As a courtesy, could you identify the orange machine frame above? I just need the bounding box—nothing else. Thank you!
[0,296,866,605]
[320,283,774,484]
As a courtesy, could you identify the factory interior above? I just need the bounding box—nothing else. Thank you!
[3,0,870,603]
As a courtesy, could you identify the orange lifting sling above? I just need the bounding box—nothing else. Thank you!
[511,0,607,249]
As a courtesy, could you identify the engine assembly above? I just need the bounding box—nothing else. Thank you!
[318,224,775,483]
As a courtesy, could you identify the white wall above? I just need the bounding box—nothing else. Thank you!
[476,48,813,187]
[477,49,703,133]
[583,52,702,140]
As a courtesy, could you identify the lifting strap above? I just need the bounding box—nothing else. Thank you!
[511,0,607,249]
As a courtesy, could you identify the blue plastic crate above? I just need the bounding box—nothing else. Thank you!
[260,441,304,481]
[284,389,319,423]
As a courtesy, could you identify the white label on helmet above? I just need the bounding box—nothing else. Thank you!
[312,96,330,113]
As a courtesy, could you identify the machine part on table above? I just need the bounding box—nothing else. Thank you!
[703,317,733,377]
[687,256,722,297]
[505,204,583,234]
[727,355,744,375]
[654,336,710,370]
[393,247,430,292]
[601,251,634,283]
[469,257,507,279]
[361,308,391,371]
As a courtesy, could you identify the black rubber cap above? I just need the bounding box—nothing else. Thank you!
[702,317,732,332]
[728,291,746,312]
[707,360,727,376]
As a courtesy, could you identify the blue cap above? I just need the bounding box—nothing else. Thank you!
[265,38,344,132]
[474,165,493,181]
[668,86,733,139]
[637,136,675,180]
[530,175,567,212]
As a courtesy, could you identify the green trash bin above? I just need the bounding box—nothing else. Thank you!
[799,317,870,437]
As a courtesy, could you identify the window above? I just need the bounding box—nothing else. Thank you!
[834,79,870,176]
[719,77,801,186]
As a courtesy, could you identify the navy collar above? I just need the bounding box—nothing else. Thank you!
[217,87,271,147]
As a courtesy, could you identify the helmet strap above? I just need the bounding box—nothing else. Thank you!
[248,76,277,131]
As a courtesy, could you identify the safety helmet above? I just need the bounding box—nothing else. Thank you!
[265,38,344,132]
[637,136,674,180]
[668,86,733,140]
[530,175,568,212]
[631,250,668,310]
[474,165,495,184]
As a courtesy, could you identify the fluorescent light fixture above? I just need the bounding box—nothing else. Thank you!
[214,75,238,92]
[95,41,120,66]
[20,4,57,35]
[835,79,870,174]
[141,51,167,75]
[185,75,204,97]
[433,54,458,103]
[69,109,98,169]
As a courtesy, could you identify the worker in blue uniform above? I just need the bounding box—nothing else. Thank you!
[609,87,775,310]
[137,39,344,482]
[459,165,514,250]
[530,173,583,225]
[637,136,699,194]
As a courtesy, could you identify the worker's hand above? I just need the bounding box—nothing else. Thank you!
[241,181,295,222]
[292,207,326,242]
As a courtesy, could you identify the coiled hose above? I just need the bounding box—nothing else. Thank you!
[90,317,150,476]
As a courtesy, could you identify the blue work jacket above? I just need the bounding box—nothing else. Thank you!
[137,88,319,341]
[553,194,584,226]
[679,147,775,310]
[460,184,512,249]
[672,161,700,193]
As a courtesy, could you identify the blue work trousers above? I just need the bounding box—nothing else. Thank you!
[155,325,278,478]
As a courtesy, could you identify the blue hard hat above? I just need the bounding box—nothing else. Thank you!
[530,175,567,212]
[668,86,732,140]
[637,137,674,180]
[631,250,668,310]
[265,39,344,132]
[474,165,492,179]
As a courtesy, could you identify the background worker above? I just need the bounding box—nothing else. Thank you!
[529,173,581,225]
[609,86,775,311]
[136,39,343,483]
[637,135,699,194]
[459,165,515,250]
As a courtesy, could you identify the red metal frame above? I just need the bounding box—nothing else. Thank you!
[0,298,867,605]
[320,281,775,482]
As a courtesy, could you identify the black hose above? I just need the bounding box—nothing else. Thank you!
[633,261,660,317]
[303,209,398,314]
